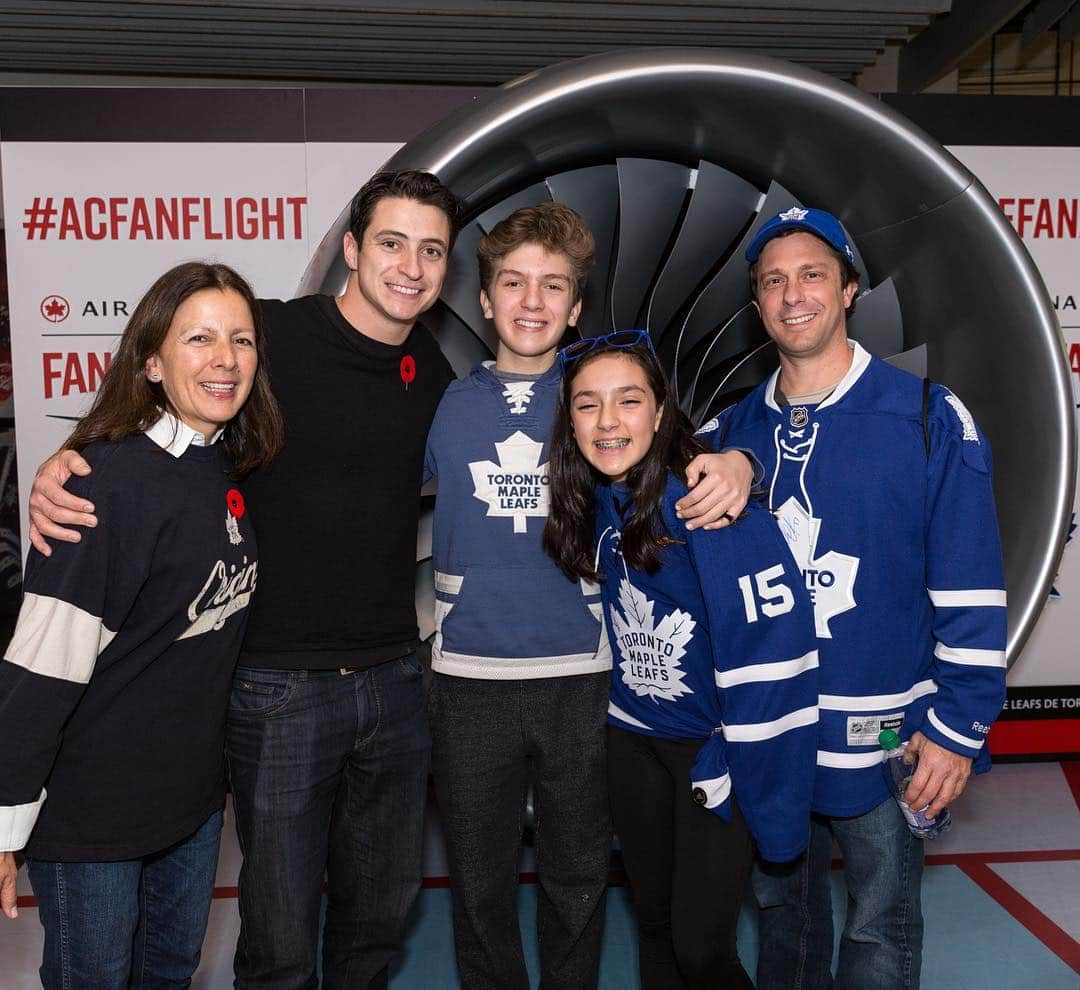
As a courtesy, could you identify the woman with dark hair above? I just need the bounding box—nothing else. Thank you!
[0,261,283,989]
[544,333,819,989]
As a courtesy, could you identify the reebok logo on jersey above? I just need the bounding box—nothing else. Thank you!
[469,430,550,533]
[610,578,696,702]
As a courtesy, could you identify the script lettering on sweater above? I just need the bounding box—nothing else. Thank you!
[179,556,258,640]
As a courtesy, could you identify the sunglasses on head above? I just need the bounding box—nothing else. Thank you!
[557,330,657,372]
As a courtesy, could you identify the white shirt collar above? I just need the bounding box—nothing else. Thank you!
[144,411,224,458]
[765,340,871,412]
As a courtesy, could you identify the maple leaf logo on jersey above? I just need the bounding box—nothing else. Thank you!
[610,578,696,702]
[775,496,859,638]
[469,430,549,533]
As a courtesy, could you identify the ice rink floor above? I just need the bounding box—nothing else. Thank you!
[4,760,1079,988]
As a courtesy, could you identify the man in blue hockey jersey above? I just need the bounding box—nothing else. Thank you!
[713,206,1007,990]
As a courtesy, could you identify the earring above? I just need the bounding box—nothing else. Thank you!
[149,373,160,382]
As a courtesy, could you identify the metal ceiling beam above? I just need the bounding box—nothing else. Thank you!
[897,0,1030,91]
[0,1,938,28]
[1059,2,1080,44]
[1021,0,1079,53]
[0,13,900,40]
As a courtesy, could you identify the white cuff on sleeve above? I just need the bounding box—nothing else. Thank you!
[0,789,46,851]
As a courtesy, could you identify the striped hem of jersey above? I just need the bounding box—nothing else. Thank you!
[724,704,818,742]
[927,588,1007,608]
[0,788,46,850]
[817,749,884,769]
[819,678,937,712]
[431,650,612,680]
[934,643,1007,667]
[434,571,463,595]
[690,772,732,809]
[715,649,819,688]
[3,594,116,684]
[926,707,985,749]
[608,701,653,732]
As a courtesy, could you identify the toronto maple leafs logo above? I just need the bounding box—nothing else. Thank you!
[944,392,979,442]
[469,430,549,533]
[779,206,809,221]
[610,578,696,702]
[774,496,859,638]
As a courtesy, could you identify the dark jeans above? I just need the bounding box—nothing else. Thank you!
[753,798,925,990]
[226,656,431,990]
[27,807,223,990]
[429,671,611,990]
[607,727,755,990]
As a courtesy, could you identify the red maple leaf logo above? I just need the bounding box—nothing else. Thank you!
[40,295,69,322]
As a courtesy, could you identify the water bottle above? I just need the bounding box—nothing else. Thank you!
[878,729,952,839]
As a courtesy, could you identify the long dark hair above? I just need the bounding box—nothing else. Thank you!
[64,261,284,476]
[543,343,705,581]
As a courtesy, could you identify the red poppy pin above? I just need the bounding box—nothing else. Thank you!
[400,354,416,391]
[226,489,245,545]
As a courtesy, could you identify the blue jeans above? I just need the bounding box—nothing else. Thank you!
[753,797,925,990]
[26,808,223,990]
[226,656,431,990]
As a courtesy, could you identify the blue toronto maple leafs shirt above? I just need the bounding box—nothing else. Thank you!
[712,342,1007,818]
[597,474,820,862]
[424,362,612,679]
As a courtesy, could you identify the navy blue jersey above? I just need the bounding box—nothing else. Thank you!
[597,476,819,863]
[711,342,1007,817]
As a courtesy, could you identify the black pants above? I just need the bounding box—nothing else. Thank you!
[430,671,612,990]
[607,726,755,990]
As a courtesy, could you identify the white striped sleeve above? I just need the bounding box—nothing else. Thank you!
[927,588,1007,608]
[3,593,115,684]
[715,649,818,689]
[724,705,819,742]
[0,789,46,851]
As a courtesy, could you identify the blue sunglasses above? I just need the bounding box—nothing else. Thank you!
[557,330,657,372]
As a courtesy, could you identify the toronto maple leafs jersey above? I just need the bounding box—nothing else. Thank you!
[598,476,819,862]
[424,361,612,679]
[713,341,1007,818]
[0,421,256,861]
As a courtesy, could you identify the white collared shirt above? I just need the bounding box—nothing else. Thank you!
[144,411,224,458]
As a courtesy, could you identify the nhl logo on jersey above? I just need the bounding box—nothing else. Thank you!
[790,406,809,429]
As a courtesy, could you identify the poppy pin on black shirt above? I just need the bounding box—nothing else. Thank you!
[226,488,245,545]
[400,355,416,391]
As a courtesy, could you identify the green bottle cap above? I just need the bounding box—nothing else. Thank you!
[879,729,900,750]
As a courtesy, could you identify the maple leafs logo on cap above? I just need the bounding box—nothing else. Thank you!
[779,206,809,221]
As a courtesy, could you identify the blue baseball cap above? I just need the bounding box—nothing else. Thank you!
[745,206,855,264]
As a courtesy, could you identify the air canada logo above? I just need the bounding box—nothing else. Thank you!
[40,295,69,322]
[611,578,696,702]
[469,430,549,533]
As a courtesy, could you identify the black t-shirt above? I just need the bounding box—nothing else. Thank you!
[240,294,454,669]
